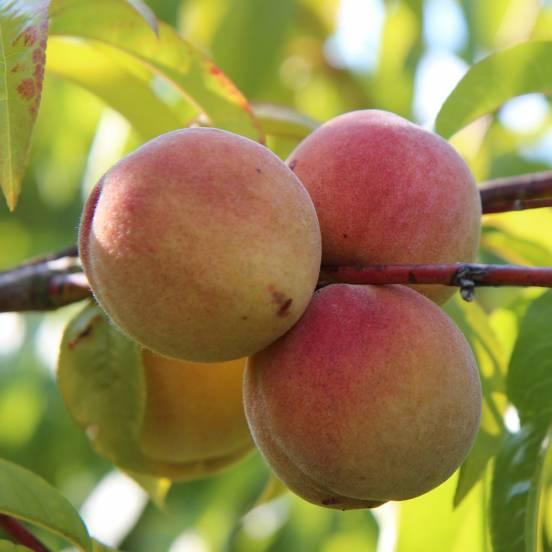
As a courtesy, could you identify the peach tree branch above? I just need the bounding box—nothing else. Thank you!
[1,169,552,312]
[481,170,552,214]
[0,251,90,312]
[319,263,552,301]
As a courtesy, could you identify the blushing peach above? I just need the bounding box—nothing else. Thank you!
[287,110,481,303]
[244,284,481,509]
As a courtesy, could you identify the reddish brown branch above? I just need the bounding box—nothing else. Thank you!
[0,514,50,552]
[0,254,91,313]
[480,171,552,214]
[320,263,552,300]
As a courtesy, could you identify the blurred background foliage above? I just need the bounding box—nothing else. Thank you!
[1,0,552,550]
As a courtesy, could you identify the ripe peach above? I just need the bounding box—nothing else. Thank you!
[79,128,321,362]
[58,304,254,481]
[287,110,481,303]
[244,284,482,509]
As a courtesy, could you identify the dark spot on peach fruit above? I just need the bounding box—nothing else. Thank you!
[289,159,297,171]
[268,285,293,317]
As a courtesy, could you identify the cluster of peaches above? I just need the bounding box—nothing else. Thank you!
[59,110,482,510]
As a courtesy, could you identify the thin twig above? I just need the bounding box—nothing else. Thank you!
[320,263,552,301]
[0,514,50,552]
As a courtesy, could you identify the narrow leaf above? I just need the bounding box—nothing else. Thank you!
[0,541,32,552]
[57,301,147,472]
[46,37,188,140]
[49,0,263,141]
[507,290,552,423]
[445,297,507,507]
[491,425,549,552]
[436,41,552,139]
[0,458,91,551]
[0,1,49,210]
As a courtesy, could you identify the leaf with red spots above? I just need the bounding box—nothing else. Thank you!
[48,0,263,142]
[0,1,49,210]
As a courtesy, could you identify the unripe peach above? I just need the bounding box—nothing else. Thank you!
[287,110,481,304]
[80,128,322,362]
[139,351,253,466]
[244,284,481,509]
[58,304,254,480]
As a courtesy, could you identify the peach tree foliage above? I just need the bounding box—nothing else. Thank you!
[0,1,551,551]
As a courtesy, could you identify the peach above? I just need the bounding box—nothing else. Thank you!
[139,350,253,465]
[79,128,321,362]
[244,284,481,509]
[287,110,481,303]
[58,304,254,481]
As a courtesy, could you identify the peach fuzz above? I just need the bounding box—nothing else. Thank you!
[287,110,481,304]
[244,284,482,509]
[79,128,322,362]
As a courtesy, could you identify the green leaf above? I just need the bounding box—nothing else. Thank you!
[397,472,487,552]
[445,297,507,507]
[481,224,552,267]
[0,1,49,210]
[46,37,188,140]
[0,458,91,551]
[436,41,552,139]
[210,0,296,97]
[491,424,549,552]
[124,0,158,35]
[57,301,147,472]
[49,0,263,141]
[0,541,32,552]
[507,290,552,424]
